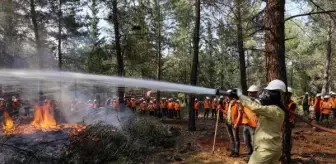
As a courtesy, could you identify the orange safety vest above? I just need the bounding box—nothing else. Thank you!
[204,100,211,109]
[167,101,174,110]
[148,104,155,111]
[226,100,241,125]
[127,100,132,107]
[140,103,147,111]
[313,98,321,112]
[175,102,181,111]
[131,100,137,107]
[212,101,218,109]
[288,100,296,124]
[329,97,336,109]
[321,101,332,115]
[194,101,200,110]
[241,106,258,128]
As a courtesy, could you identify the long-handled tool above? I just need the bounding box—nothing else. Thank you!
[212,102,220,153]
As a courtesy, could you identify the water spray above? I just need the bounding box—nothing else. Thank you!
[0,69,227,95]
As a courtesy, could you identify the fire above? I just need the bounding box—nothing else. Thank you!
[2,110,14,134]
[31,101,57,129]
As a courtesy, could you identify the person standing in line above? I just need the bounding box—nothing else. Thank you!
[238,85,259,157]
[211,98,218,119]
[313,93,322,123]
[320,95,332,125]
[203,97,211,120]
[224,90,242,157]
[302,92,311,117]
[194,98,200,119]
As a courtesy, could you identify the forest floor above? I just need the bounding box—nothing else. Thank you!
[160,116,336,164]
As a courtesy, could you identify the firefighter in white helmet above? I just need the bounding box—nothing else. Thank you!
[231,79,286,164]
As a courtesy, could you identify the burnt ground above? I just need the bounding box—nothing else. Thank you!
[160,117,336,164]
[0,112,335,164]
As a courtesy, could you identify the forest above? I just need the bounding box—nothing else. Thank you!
[1,0,336,164]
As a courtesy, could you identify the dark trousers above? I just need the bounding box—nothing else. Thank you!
[141,110,146,115]
[168,109,173,118]
[131,107,136,112]
[204,108,210,119]
[211,109,217,118]
[149,111,154,116]
[315,111,321,122]
[24,107,30,117]
[320,114,329,122]
[195,110,199,119]
[225,123,240,154]
[219,111,224,121]
[303,105,309,116]
[176,110,181,118]
[332,108,336,118]
[163,108,167,117]
[243,125,255,155]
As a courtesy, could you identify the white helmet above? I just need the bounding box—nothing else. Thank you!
[219,96,224,99]
[195,98,198,101]
[227,89,232,93]
[287,87,293,93]
[324,95,330,99]
[143,101,146,103]
[305,92,309,95]
[214,98,217,101]
[247,85,259,92]
[316,93,321,97]
[206,97,210,99]
[264,79,286,92]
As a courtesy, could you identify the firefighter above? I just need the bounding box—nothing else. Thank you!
[194,98,200,119]
[287,87,297,152]
[239,85,259,157]
[225,90,242,157]
[321,95,332,124]
[148,101,155,116]
[161,98,168,117]
[203,97,211,120]
[140,101,147,115]
[112,98,119,111]
[330,92,336,119]
[131,98,137,112]
[231,79,286,164]
[218,96,225,121]
[167,98,174,118]
[175,99,181,118]
[302,92,311,117]
[211,98,218,119]
[313,93,322,123]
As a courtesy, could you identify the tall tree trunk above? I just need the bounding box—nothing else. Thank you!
[236,0,247,94]
[321,26,332,96]
[264,0,290,163]
[3,0,15,58]
[58,0,62,70]
[112,0,125,104]
[155,0,162,112]
[30,0,41,69]
[188,0,200,131]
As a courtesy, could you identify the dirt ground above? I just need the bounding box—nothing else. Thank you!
[161,117,336,164]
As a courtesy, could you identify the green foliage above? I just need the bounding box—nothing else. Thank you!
[61,117,178,164]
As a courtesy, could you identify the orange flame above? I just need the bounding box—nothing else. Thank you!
[31,101,57,129]
[2,110,14,134]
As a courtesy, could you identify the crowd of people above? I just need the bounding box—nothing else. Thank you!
[301,91,336,125]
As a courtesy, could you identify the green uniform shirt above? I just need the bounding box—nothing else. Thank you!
[239,95,285,151]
